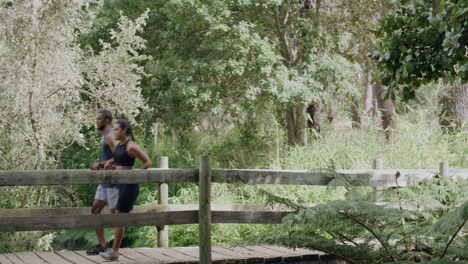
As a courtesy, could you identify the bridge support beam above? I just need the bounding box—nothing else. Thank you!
[158,156,169,247]
[199,155,212,263]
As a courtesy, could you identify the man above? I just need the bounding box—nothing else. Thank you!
[86,110,119,255]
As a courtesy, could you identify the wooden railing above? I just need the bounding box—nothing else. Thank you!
[0,156,467,263]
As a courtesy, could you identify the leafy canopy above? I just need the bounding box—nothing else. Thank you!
[371,0,467,100]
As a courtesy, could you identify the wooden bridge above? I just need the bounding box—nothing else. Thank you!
[0,246,334,264]
[1,157,467,263]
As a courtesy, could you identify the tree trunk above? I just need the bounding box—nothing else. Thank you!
[374,82,396,140]
[364,70,377,116]
[364,69,374,114]
[287,105,308,146]
[432,0,441,16]
[351,99,361,128]
[326,104,335,123]
[306,101,325,132]
[439,79,468,133]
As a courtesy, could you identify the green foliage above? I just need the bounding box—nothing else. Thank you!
[257,174,468,263]
[371,0,467,99]
[0,232,55,253]
[81,0,365,141]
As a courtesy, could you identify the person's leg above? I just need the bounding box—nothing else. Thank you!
[92,199,107,248]
[112,210,126,254]
[100,184,138,261]
[99,209,125,260]
[107,186,120,214]
[86,185,109,255]
[108,187,122,251]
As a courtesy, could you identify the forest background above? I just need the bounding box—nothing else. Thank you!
[0,0,466,253]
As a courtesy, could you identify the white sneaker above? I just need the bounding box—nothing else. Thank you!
[99,248,119,261]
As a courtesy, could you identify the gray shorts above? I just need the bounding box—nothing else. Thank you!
[94,185,119,209]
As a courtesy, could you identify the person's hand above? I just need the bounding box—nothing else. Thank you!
[90,162,100,170]
[103,159,115,170]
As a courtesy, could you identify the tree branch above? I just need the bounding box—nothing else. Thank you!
[395,171,411,252]
[45,80,71,98]
[335,232,359,247]
[0,117,36,145]
[273,7,292,65]
[440,216,467,259]
[339,211,397,262]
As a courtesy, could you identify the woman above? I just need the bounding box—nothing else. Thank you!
[100,120,152,261]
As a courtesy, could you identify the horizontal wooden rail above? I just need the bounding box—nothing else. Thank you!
[213,211,289,224]
[0,211,198,232]
[0,201,429,232]
[0,168,467,186]
[0,210,290,232]
[1,164,466,235]
[0,169,198,186]
[212,168,468,186]
[0,204,295,217]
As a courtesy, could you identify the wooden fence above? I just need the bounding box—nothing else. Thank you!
[0,156,467,263]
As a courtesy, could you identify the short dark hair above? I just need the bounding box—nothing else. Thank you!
[99,109,113,122]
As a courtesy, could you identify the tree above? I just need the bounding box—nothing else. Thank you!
[371,0,467,131]
[0,0,150,250]
[82,0,363,146]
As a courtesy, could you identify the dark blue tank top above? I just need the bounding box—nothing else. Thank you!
[114,140,135,166]
[101,129,114,188]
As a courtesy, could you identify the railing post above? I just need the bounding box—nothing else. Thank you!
[439,161,449,177]
[158,156,169,247]
[373,159,383,170]
[199,155,212,264]
[372,159,383,201]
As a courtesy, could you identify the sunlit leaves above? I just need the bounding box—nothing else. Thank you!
[372,0,467,99]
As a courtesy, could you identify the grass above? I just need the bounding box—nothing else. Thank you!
[267,116,467,171]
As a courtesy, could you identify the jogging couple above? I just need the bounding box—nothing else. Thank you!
[86,110,152,261]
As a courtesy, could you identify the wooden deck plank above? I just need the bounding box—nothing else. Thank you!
[249,246,301,262]
[119,248,161,263]
[239,246,287,263]
[74,250,137,264]
[219,246,281,263]
[134,248,180,263]
[56,251,97,264]
[210,247,249,263]
[56,251,98,264]
[14,252,48,264]
[152,248,198,263]
[170,246,234,262]
[72,251,107,264]
[1,246,329,264]
[35,252,74,264]
[0,254,15,264]
[263,245,322,261]
[2,254,25,264]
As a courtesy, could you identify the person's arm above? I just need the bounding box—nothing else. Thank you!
[103,158,116,170]
[90,162,100,170]
[105,132,118,152]
[128,143,152,169]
